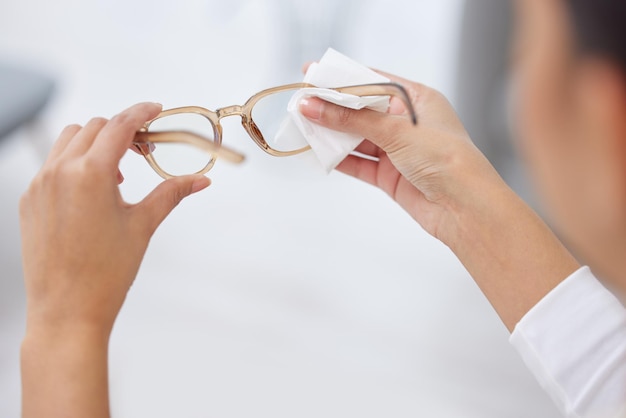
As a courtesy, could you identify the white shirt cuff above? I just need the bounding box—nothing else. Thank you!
[510,266,626,418]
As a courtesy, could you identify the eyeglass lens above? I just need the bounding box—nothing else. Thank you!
[147,112,217,177]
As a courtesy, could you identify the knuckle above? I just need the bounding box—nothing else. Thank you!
[63,123,82,133]
[82,153,109,174]
[39,162,60,181]
[42,156,97,185]
[57,123,82,140]
[24,165,59,203]
[405,82,441,108]
[336,105,354,126]
[379,121,404,149]
[171,181,191,206]
[431,89,447,104]
[38,161,68,186]
[110,111,134,127]
[410,81,429,96]
[87,116,108,128]
[422,84,445,104]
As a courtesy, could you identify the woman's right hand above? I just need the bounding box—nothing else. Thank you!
[299,72,507,244]
[299,71,579,330]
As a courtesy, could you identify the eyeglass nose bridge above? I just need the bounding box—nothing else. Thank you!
[216,104,244,119]
[214,104,271,152]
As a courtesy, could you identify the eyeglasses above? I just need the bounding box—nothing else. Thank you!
[132,82,417,179]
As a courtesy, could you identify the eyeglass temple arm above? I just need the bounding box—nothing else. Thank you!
[333,83,417,125]
[133,131,245,164]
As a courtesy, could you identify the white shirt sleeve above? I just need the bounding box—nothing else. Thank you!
[510,266,626,418]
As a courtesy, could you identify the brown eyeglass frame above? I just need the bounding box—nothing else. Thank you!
[133,82,417,179]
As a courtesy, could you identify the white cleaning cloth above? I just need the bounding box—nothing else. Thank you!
[276,48,390,173]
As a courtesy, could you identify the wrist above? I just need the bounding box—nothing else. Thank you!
[23,303,115,354]
[23,280,120,341]
[435,158,579,329]
[22,318,111,357]
[433,149,513,247]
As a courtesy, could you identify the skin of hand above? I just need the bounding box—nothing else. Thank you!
[301,71,498,242]
[19,102,210,418]
[299,71,579,331]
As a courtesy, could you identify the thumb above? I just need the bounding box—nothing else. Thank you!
[298,97,404,150]
[136,175,211,233]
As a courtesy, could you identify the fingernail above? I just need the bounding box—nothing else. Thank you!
[299,97,323,121]
[191,176,211,193]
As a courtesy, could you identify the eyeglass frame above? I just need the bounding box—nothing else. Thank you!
[133,82,417,179]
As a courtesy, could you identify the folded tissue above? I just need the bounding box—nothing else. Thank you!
[275,48,390,173]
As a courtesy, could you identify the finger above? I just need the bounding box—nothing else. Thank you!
[337,153,408,201]
[335,154,381,187]
[302,61,316,74]
[62,117,108,158]
[299,97,407,150]
[352,100,408,158]
[389,96,409,116]
[129,142,147,156]
[45,124,82,162]
[135,174,210,234]
[88,102,162,168]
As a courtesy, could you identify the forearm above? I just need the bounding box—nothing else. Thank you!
[443,174,580,331]
[21,322,111,418]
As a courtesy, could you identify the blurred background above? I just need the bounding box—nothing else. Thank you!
[0,0,554,417]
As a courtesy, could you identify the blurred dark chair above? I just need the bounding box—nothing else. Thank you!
[0,62,55,144]
[454,0,535,204]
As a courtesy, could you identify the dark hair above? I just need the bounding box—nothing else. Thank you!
[569,0,626,71]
